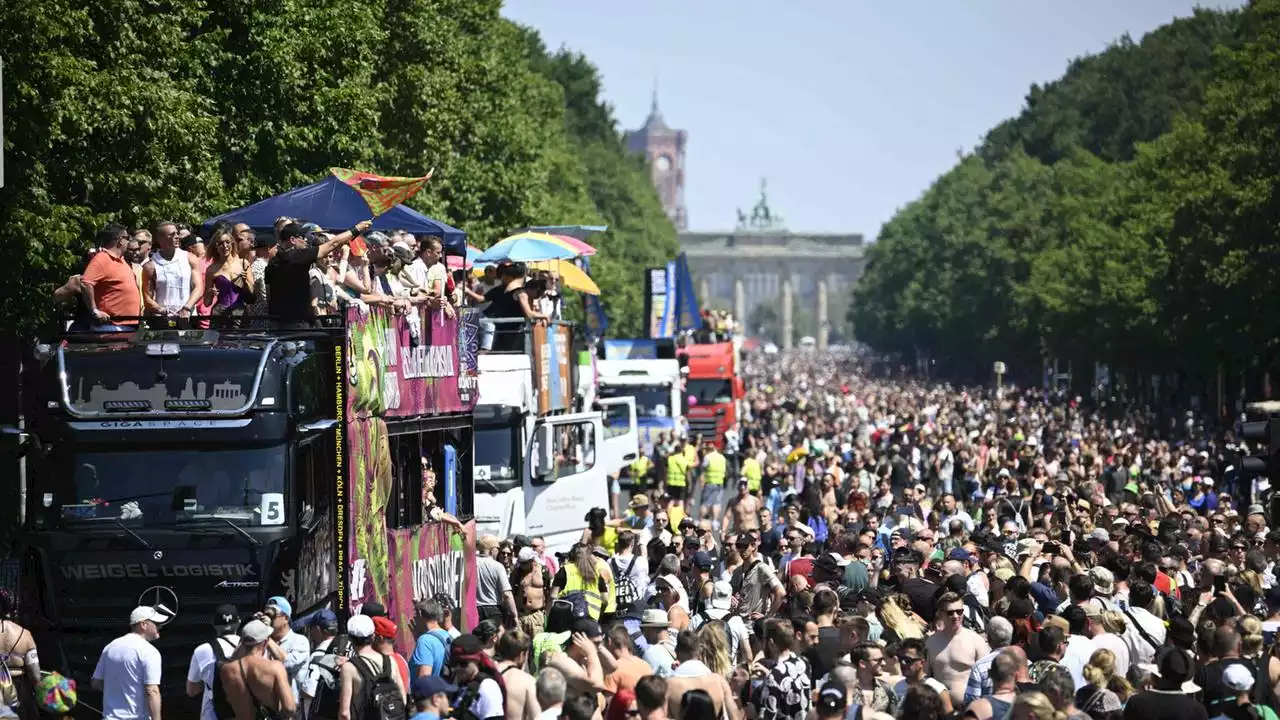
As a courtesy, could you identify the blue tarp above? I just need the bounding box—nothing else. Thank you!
[203,174,467,254]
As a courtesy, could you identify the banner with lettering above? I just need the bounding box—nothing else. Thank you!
[531,323,574,414]
[346,306,477,418]
[644,265,675,339]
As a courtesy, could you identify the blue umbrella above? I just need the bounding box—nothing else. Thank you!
[475,235,577,264]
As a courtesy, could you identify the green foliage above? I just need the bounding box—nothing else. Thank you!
[853,2,1280,383]
[0,0,677,337]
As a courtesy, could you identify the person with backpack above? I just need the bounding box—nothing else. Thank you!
[337,615,406,720]
[688,582,751,667]
[301,610,352,720]
[410,599,453,679]
[447,635,506,720]
[184,604,241,720]
[610,531,646,616]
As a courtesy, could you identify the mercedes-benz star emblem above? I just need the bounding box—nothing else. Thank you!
[138,585,180,622]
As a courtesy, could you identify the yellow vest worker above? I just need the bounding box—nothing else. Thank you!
[667,503,686,531]
[742,456,762,492]
[683,443,698,466]
[703,450,727,486]
[559,558,613,620]
[630,456,652,480]
[666,452,688,488]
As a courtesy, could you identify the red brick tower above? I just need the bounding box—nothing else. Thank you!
[625,88,688,230]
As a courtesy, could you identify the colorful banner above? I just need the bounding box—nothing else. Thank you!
[531,323,574,414]
[645,265,675,338]
[346,306,477,418]
[332,167,435,217]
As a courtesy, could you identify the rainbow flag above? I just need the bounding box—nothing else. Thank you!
[330,167,435,217]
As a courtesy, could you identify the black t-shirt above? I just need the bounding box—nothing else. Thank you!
[265,246,319,323]
[1122,690,1208,720]
[901,577,939,623]
[1196,658,1250,715]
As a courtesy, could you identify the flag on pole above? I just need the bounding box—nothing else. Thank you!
[330,167,435,217]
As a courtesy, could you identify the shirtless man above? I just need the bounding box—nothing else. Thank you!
[494,631,540,720]
[819,474,840,525]
[339,615,406,720]
[925,592,990,701]
[724,480,761,537]
[664,631,740,720]
[219,620,295,720]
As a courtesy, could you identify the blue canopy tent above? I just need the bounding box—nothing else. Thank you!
[203,171,467,255]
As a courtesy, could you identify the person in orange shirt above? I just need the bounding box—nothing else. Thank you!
[81,223,142,330]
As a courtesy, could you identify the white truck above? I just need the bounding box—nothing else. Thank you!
[596,339,683,488]
[471,321,636,554]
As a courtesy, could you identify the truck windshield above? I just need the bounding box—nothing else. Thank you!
[53,445,287,528]
[599,384,672,419]
[475,422,521,493]
[685,379,733,408]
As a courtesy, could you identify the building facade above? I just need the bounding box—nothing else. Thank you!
[624,92,688,230]
[679,183,865,350]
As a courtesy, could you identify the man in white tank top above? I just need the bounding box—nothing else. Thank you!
[142,221,204,317]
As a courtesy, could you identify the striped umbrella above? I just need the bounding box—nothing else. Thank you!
[491,231,595,257]
[475,234,577,264]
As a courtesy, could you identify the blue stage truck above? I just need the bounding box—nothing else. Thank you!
[596,339,683,490]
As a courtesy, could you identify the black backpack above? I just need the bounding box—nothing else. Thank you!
[208,637,237,720]
[611,556,641,608]
[306,636,353,720]
[352,655,407,720]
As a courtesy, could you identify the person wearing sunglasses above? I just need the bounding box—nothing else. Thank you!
[924,591,990,705]
[891,637,953,714]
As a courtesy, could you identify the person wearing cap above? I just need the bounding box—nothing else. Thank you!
[260,596,311,700]
[297,609,343,715]
[513,545,551,639]
[91,605,166,720]
[618,494,654,535]
[340,614,408,715]
[217,619,295,720]
[1124,646,1204,718]
[814,680,850,720]
[409,675,457,720]
[730,531,785,618]
[638,610,676,677]
[688,581,751,666]
[266,219,371,324]
[371,616,411,690]
[185,604,242,720]
[447,635,505,720]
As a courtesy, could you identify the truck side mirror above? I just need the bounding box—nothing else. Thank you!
[533,423,556,479]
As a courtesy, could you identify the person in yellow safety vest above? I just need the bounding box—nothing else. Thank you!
[741,454,763,494]
[551,544,615,621]
[665,441,691,511]
[699,445,727,528]
[628,454,654,490]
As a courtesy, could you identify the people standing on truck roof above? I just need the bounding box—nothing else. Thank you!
[402,235,456,319]
[261,596,312,701]
[248,232,277,316]
[142,220,204,321]
[217,619,295,720]
[266,220,370,325]
[204,223,255,318]
[185,604,241,720]
[78,223,142,331]
[0,589,40,720]
[92,604,166,720]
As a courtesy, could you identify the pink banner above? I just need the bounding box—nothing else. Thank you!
[346,306,478,418]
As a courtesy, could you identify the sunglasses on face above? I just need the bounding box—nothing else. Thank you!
[944,608,965,616]
[899,656,924,665]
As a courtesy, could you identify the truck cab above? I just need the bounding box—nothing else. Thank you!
[678,340,744,448]
[471,320,635,554]
[596,339,682,485]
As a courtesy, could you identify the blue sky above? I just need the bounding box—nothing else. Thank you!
[502,1,1244,237]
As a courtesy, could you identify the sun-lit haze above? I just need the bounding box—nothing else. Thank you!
[502,0,1245,236]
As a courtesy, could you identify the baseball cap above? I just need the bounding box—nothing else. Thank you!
[212,602,240,625]
[709,581,733,611]
[363,601,388,618]
[816,682,847,716]
[518,546,537,563]
[265,596,292,617]
[693,550,715,570]
[947,547,978,563]
[308,609,339,631]
[372,616,397,640]
[1222,663,1254,693]
[129,606,169,626]
[240,619,272,644]
[279,223,307,242]
[411,675,458,700]
[629,494,650,509]
[347,615,375,639]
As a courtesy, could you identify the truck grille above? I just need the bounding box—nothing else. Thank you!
[687,417,719,442]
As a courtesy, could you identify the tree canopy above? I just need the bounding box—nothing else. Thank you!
[0,0,679,337]
[852,1,1280,397]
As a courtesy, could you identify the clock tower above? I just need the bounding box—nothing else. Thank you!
[625,89,688,230]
